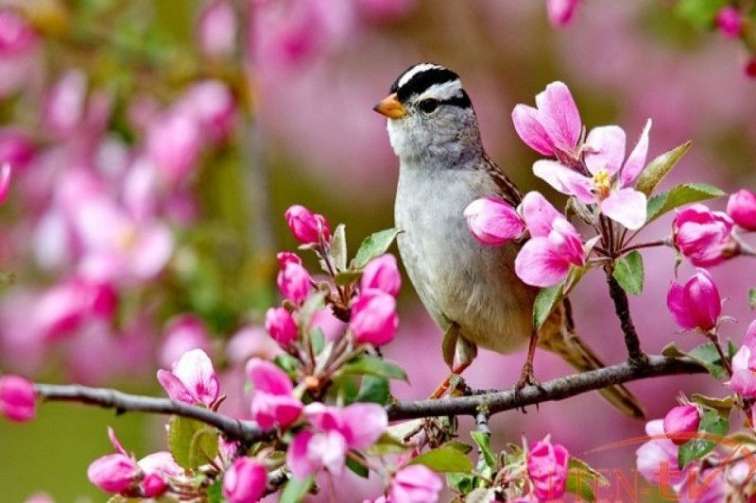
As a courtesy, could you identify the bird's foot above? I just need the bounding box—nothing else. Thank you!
[429,362,471,399]
[513,363,544,413]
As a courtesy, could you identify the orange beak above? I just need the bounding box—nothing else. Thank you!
[373,93,407,119]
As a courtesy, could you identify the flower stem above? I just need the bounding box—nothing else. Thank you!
[605,268,647,364]
[618,239,671,255]
[706,332,733,377]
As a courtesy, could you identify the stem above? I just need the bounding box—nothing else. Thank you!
[605,269,646,363]
[706,332,733,377]
[619,240,670,255]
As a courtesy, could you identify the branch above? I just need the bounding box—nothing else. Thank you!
[605,269,646,363]
[34,356,705,439]
[386,355,704,420]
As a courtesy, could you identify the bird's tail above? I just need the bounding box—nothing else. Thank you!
[538,299,645,419]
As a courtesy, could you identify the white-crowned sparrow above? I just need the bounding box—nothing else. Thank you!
[374,63,643,418]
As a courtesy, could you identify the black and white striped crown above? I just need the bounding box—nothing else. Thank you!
[390,63,472,108]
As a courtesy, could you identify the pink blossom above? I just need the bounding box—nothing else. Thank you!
[672,205,737,267]
[0,128,35,169]
[663,405,700,445]
[284,204,331,244]
[197,0,237,58]
[532,119,652,230]
[246,358,303,430]
[157,349,220,407]
[137,451,181,498]
[726,189,756,231]
[277,260,313,304]
[726,321,756,398]
[389,464,443,503]
[715,7,742,39]
[177,80,236,143]
[223,456,267,503]
[276,251,302,267]
[527,435,569,501]
[514,192,585,287]
[0,374,36,422]
[87,454,141,494]
[44,70,88,137]
[287,402,387,478]
[0,9,38,98]
[0,162,12,204]
[264,307,299,347]
[636,419,683,486]
[666,269,721,332]
[675,465,725,503]
[546,0,580,27]
[463,196,526,246]
[0,9,37,55]
[226,325,282,364]
[361,254,402,297]
[309,307,347,341]
[146,110,202,184]
[511,81,582,158]
[350,289,398,346]
[159,314,212,368]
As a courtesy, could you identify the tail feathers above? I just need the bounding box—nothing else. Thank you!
[538,301,646,419]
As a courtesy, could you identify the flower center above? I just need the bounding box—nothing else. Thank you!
[118,226,138,251]
[592,169,612,200]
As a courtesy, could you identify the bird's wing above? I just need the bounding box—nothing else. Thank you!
[481,152,522,206]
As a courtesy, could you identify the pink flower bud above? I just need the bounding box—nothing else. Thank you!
[197,0,238,59]
[673,205,737,267]
[276,251,302,267]
[0,9,37,55]
[636,419,683,486]
[715,6,742,38]
[389,464,443,503]
[156,349,220,406]
[137,451,181,498]
[726,189,756,231]
[264,307,298,347]
[284,205,331,244]
[0,374,36,422]
[277,261,312,304]
[246,358,303,430]
[546,0,580,27]
[177,80,236,143]
[663,405,700,445]
[87,453,141,494]
[0,162,12,204]
[464,196,525,246]
[666,269,722,332]
[361,254,401,297]
[527,436,570,501]
[0,128,35,170]
[223,457,267,503]
[350,289,398,346]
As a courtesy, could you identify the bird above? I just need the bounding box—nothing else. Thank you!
[373,62,644,418]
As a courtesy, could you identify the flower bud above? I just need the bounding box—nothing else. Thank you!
[264,307,298,347]
[464,196,525,246]
[389,464,443,503]
[726,189,756,231]
[350,289,398,346]
[223,457,267,503]
[0,374,36,422]
[276,251,302,267]
[277,261,312,304]
[715,6,742,38]
[672,205,737,267]
[527,436,570,501]
[247,359,303,430]
[197,0,237,59]
[0,128,35,169]
[284,205,331,244]
[666,269,721,332]
[0,162,11,204]
[361,254,401,297]
[663,405,700,445]
[87,453,141,493]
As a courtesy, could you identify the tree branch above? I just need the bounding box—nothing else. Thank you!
[605,269,647,363]
[34,356,705,441]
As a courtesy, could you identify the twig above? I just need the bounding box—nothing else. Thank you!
[605,269,647,363]
[619,240,670,255]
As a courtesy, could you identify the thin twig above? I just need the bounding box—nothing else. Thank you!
[605,269,647,363]
[619,240,670,255]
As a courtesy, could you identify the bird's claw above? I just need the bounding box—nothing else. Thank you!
[513,364,544,413]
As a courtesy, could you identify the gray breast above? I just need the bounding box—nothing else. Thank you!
[394,162,535,354]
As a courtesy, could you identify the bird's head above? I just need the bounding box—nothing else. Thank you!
[374,63,482,162]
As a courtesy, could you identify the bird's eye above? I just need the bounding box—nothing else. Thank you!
[418,99,439,114]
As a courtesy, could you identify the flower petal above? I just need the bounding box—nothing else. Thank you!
[156,369,195,404]
[171,349,219,406]
[514,237,571,287]
[584,125,626,176]
[511,104,555,156]
[620,119,652,188]
[341,403,387,449]
[666,282,697,330]
[246,358,294,396]
[534,82,581,153]
[287,431,316,479]
[519,191,562,237]
[532,160,594,204]
[600,188,647,230]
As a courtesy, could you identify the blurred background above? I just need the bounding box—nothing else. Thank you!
[0,0,754,500]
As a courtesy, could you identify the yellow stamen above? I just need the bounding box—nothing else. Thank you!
[592,169,612,200]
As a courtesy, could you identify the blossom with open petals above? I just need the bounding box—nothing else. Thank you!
[636,419,683,486]
[246,358,303,430]
[389,464,443,503]
[726,321,756,398]
[157,349,220,407]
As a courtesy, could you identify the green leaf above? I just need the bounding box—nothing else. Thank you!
[310,328,325,355]
[445,440,474,455]
[446,472,477,495]
[470,431,496,469]
[464,488,498,502]
[368,432,408,456]
[533,282,564,329]
[354,375,391,404]
[661,342,686,358]
[334,270,362,286]
[688,342,727,380]
[646,183,725,224]
[168,416,219,469]
[339,355,408,381]
[410,444,474,473]
[274,354,300,376]
[678,409,729,468]
[207,479,224,503]
[690,393,736,415]
[613,251,644,295]
[749,288,755,309]
[330,224,348,271]
[351,228,400,269]
[566,457,609,503]
[676,0,728,29]
[635,141,692,196]
[346,455,370,478]
[280,476,313,503]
